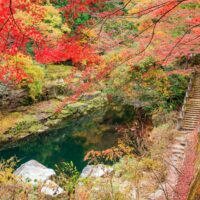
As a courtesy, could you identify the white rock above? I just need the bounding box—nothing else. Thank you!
[14,160,56,184]
[80,165,113,178]
[148,189,163,200]
[41,180,64,197]
[130,188,137,199]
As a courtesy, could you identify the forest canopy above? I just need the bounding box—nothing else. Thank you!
[0,0,199,103]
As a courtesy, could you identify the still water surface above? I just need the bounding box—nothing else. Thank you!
[0,105,134,171]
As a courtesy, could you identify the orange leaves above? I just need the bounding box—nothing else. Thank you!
[111,0,200,66]
[84,147,124,164]
[84,134,139,164]
[84,122,143,164]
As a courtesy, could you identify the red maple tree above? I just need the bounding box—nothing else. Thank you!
[0,0,199,91]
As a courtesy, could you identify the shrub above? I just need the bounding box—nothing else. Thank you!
[9,54,45,100]
[53,161,80,195]
[0,157,46,199]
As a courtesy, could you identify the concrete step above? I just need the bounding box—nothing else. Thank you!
[184,114,200,116]
[184,114,200,117]
[185,111,200,114]
[184,111,200,114]
[189,95,200,98]
[189,99,200,101]
[189,95,200,97]
[182,126,196,130]
[185,111,200,113]
[183,120,199,123]
[185,105,200,107]
[185,109,200,112]
[186,104,200,107]
[183,121,199,124]
[182,124,198,127]
[182,128,195,131]
[182,124,196,128]
[184,115,200,118]
[171,144,185,151]
[183,119,199,122]
[184,113,200,116]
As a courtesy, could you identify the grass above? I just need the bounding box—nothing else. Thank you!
[0,112,23,134]
[45,64,73,80]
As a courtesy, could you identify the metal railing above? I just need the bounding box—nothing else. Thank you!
[177,69,196,130]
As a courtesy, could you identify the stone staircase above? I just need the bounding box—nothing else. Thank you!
[149,69,200,200]
[182,70,200,131]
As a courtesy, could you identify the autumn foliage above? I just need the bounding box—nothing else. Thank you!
[0,0,200,94]
[0,0,105,85]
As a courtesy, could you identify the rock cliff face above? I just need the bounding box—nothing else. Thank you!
[0,87,28,110]
[0,79,68,110]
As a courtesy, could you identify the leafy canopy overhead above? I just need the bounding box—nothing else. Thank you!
[0,0,199,101]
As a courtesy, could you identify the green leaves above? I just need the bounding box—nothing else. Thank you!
[180,3,200,9]
[26,41,35,57]
[54,161,80,194]
[131,63,188,113]
[171,26,186,38]
[52,0,68,8]
[75,13,91,25]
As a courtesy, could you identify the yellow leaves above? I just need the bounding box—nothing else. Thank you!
[15,3,45,29]
[81,59,88,66]
[80,28,97,44]
[140,157,165,172]
[8,53,45,82]
[128,7,140,15]
[0,157,17,185]
[138,19,152,32]
[43,5,62,26]
[104,51,124,64]
[155,30,166,37]
[15,3,70,40]
[82,28,96,38]
[14,10,33,26]
[7,53,45,99]
[0,112,22,134]
[61,24,71,34]
[0,168,14,184]
[143,68,171,98]
[38,5,68,39]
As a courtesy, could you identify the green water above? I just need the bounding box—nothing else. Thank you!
[0,105,135,171]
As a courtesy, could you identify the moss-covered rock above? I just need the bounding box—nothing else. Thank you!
[0,92,108,150]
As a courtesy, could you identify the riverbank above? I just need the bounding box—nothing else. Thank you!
[0,91,108,151]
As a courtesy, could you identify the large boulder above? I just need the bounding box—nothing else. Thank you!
[80,164,114,178]
[14,160,64,197]
[14,160,55,184]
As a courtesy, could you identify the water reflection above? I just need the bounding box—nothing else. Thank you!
[0,104,133,170]
[0,107,125,171]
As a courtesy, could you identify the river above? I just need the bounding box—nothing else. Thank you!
[0,104,135,171]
